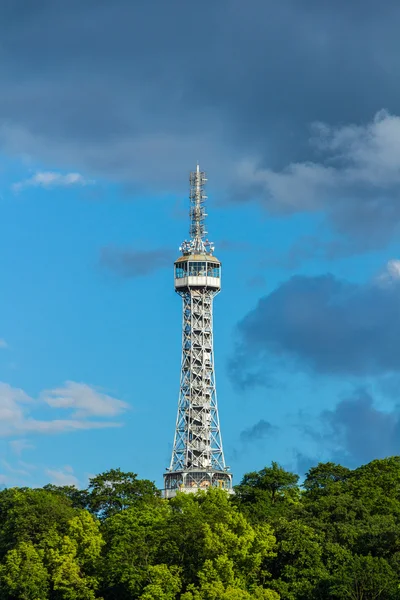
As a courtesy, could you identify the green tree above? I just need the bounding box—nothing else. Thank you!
[139,565,182,600]
[303,463,351,496]
[44,511,104,600]
[181,555,280,600]
[0,487,76,558]
[330,554,398,600]
[0,541,49,600]
[234,463,300,523]
[43,484,90,510]
[302,458,400,557]
[101,502,171,599]
[87,469,160,519]
[3,459,400,600]
[166,489,277,597]
[159,491,211,584]
[268,519,328,600]
[349,458,400,521]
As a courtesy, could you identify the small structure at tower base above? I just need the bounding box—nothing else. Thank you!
[164,469,233,499]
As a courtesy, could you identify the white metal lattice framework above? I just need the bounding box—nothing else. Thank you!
[164,165,233,498]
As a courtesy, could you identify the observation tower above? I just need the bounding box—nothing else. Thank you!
[164,165,233,498]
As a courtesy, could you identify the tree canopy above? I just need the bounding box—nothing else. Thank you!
[0,459,400,599]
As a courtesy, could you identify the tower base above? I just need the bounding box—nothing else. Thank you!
[163,469,233,499]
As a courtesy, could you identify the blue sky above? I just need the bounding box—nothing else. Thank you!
[2,1,400,489]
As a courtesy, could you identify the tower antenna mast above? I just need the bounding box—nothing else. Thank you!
[180,164,214,256]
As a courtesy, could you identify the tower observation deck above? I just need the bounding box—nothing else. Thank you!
[163,165,233,498]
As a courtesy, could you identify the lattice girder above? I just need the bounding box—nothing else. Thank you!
[166,288,227,474]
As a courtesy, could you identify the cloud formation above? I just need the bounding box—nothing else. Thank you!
[45,466,79,487]
[1,2,400,235]
[0,380,128,437]
[306,390,400,467]
[236,110,400,249]
[240,419,274,443]
[1,459,29,477]
[264,236,366,270]
[233,261,400,382]
[0,339,8,349]
[100,246,175,278]
[42,381,129,418]
[12,171,94,192]
[9,439,34,456]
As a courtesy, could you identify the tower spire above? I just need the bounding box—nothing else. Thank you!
[164,166,233,498]
[180,165,214,256]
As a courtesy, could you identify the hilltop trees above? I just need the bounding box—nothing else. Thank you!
[233,462,300,523]
[0,460,400,598]
[86,468,160,519]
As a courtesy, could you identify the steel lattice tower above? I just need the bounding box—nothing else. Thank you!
[164,165,233,498]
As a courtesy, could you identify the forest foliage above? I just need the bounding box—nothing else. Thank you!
[1,459,400,599]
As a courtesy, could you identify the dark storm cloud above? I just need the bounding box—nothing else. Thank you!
[310,390,400,467]
[228,353,274,391]
[233,110,400,251]
[295,453,318,477]
[3,1,400,248]
[264,236,369,271]
[240,419,275,444]
[99,246,174,278]
[233,263,400,381]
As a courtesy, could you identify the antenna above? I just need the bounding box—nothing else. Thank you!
[180,165,214,255]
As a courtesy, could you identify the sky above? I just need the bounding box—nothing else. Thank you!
[2,0,400,489]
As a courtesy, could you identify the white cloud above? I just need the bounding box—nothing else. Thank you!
[0,459,37,487]
[1,459,29,477]
[0,382,31,425]
[12,171,94,192]
[0,380,129,438]
[375,259,400,286]
[0,458,37,487]
[385,259,400,279]
[45,467,79,487]
[0,339,8,349]
[236,110,400,214]
[237,159,335,213]
[9,439,35,456]
[17,460,37,471]
[41,381,129,418]
[14,418,122,434]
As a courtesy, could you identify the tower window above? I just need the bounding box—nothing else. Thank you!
[175,263,188,278]
[207,263,220,278]
[188,262,207,276]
